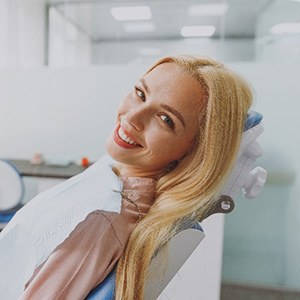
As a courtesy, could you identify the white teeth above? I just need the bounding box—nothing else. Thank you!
[118,126,138,146]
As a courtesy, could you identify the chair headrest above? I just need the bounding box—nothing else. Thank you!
[244,111,263,131]
[201,110,266,220]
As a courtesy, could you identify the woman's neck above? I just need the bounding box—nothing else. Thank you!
[112,163,165,180]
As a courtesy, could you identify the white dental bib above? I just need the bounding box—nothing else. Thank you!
[0,155,122,299]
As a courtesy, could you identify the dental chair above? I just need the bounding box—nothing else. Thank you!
[0,112,266,299]
[0,160,24,229]
[86,111,267,300]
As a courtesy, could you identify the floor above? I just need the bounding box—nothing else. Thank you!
[221,282,300,300]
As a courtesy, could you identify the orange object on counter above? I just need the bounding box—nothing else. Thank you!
[81,157,90,168]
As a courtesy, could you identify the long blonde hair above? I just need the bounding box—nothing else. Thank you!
[115,55,253,299]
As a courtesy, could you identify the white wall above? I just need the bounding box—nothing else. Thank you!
[0,65,143,162]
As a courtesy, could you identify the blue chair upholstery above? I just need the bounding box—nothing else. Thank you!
[86,267,116,300]
[244,111,263,131]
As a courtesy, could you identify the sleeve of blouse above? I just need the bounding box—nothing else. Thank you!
[19,211,124,300]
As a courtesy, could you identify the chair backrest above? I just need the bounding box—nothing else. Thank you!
[144,223,204,300]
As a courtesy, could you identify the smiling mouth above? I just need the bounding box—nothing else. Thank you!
[114,124,142,148]
[118,126,139,145]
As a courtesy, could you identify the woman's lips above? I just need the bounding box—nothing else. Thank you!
[113,124,142,149]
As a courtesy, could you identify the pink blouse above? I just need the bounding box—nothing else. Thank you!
[20,177,156,300]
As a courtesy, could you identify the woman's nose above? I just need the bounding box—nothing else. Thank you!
[125,107,147,132]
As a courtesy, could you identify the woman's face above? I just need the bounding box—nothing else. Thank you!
[106,62,206,178]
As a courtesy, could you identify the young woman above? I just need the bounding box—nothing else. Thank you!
[0,55,252,299]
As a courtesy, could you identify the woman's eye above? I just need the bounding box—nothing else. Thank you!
[135,87,146,101]
[160,115,175,129]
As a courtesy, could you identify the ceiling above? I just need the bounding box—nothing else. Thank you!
[47,0,277,42]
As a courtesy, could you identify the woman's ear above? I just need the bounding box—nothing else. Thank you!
[166,160,179,172]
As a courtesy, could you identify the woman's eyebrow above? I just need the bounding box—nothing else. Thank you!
[139,78,150,94]
[139,78,185,128]
[161,104,186,128]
